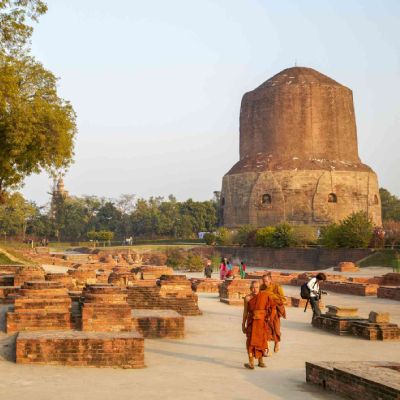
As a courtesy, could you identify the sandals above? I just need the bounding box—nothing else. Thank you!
[244,363,255,370]
[258,362,267,368]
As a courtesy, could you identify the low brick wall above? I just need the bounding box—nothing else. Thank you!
[207,247,374,271]
[377,286,400,301]
[306,361,400,399]
[16,331,145,369]
[131,310,184,339]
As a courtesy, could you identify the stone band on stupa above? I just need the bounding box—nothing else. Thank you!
[220,67,382,228]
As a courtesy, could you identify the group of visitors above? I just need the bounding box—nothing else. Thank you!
[218,259,246,280]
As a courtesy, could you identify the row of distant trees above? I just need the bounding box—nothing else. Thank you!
[0,191,220,242]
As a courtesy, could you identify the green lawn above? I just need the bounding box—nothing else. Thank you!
[359,249,399,269]
[0,251,20,265]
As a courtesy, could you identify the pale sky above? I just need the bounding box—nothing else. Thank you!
[21,0,400,206]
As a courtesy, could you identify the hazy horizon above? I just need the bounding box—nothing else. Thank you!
[18,0,400,207]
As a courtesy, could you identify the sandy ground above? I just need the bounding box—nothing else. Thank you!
[1,275,400,400]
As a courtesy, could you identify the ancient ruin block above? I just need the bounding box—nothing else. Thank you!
[108,272,138,286]
[221,67,381,228]
[219,279,254,300]
[16,331,145,369]
[369,311,390,323]
[0,286,20,304]
[350,321,400,341]
[312,314,366,336]
[334,262,360,272]
[377,286,400,301]
[96,272,111,283]
[306,361,400,400]
[45,273,74,290]
[13,266,45,287]
[81,284,132,332]
[137,265,174,279]
[126,278,202,317]
[7,281,73,334]
[131,310,184,339]
[326,305,359,318]
[190,278,221,293]
[68,269,97,289]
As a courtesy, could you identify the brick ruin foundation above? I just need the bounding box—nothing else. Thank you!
[131,310,184,339]
[306,361,400,400]
[126,275,202,316]
[312,306,400,341]
[190,278,221,293]
[333,262,360,272]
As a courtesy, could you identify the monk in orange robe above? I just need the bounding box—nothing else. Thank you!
[260,274,286,354]
[242,280,276,369]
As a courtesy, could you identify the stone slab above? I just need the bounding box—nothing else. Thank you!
[326,305,359,317]
[369,311,390,323]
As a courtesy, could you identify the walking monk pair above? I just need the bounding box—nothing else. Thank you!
[260,274,286,355]
[242,281,276,370]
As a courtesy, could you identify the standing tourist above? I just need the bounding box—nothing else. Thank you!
[204,262,213,279]
[307,273,327,320]
[227,260,233,279]
[260,275,286,354]
[239,262,246,279]
[242,281,276,370]
[220,258,228,280]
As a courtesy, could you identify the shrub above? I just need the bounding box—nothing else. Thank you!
[255,227,275,247]
[165,247,185,270]
[339,211,374,248]
[321,223,341,249]
[216,227,233,246]
[203,232,216,246]
[291,225,317,248]
[184,253,204,272]
[271,223,293,249]
[246,230,258,247]
[234,226,257,246]
[383,220,400,249]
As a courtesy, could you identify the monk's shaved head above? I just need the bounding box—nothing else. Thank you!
[250,281,259,288]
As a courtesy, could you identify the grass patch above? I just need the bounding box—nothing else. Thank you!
[359,249,399,268]
[0,245,37,265]
[0,251,20,265]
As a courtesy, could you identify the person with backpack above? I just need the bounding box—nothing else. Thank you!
[306,273,327,319]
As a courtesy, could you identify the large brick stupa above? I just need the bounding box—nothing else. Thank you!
[220,67,382,228]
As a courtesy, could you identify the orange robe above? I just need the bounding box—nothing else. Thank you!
[246,292,276,358]
[260,283,286,342]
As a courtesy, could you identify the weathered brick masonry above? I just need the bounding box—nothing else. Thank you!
[131,310,184,339]
[16,331,145,369]
[306,361,400,399]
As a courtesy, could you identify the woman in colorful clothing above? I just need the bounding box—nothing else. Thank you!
[227,260,233,279]
[239,261,246,279]
[220,258,228,280]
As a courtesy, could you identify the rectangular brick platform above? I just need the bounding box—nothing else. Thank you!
[377,286,400,301]
[190,278,221,293]
[131,310,184,339]
[312,314,367,336]
[306,361,400,399]
[16,330,145,369]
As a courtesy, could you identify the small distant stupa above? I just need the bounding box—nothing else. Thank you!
[49,175,69,218]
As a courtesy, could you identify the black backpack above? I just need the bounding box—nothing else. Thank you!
[300,280,317,299]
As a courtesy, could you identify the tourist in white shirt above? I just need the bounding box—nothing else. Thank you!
[307,273,327,319]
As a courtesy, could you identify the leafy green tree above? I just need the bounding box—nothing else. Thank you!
[0,0,48,51]
[165,247,185,270]
[320,223,341,249]
[216,227,233,246]
[204,232,216,246]
[0,52,77,201]
[184,253,204,272]
[271,223,293,249]
[338,211,374,248]
[380,188,400,221]
[234,225,257,246]
[291,225,318,248]
[255,227,276,247]
[96,231,114,247]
